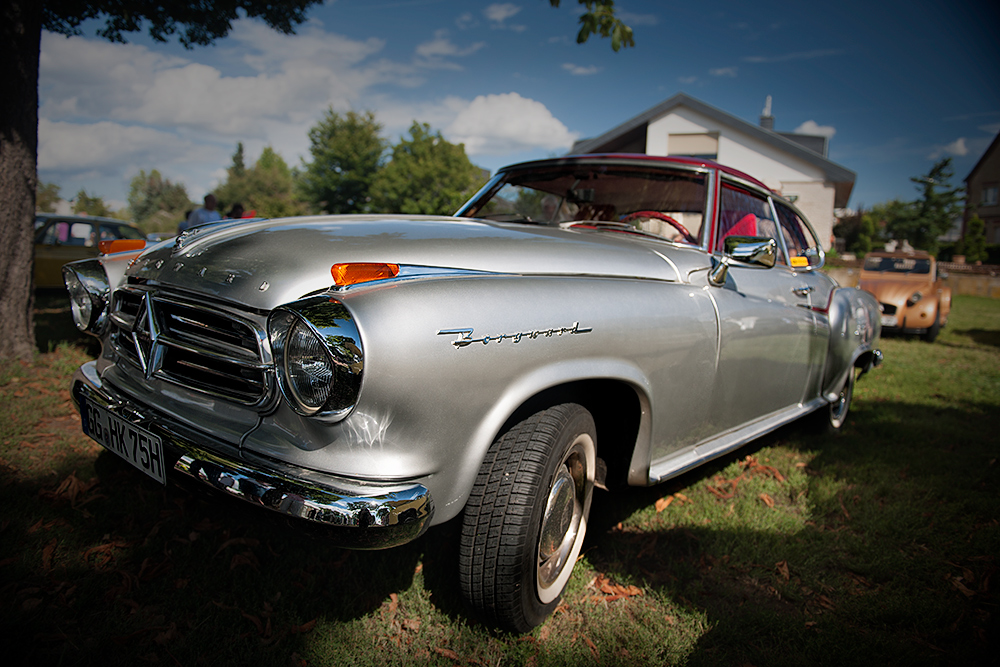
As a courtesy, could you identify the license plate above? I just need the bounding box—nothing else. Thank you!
[881,315,898,327]
[81,398,167,484]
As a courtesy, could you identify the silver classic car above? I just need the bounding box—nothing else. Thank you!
[63,154,882,631]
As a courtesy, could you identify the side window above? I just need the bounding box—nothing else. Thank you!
[68,222,96,246]
[774,203,821,268]
[715,183,784,262]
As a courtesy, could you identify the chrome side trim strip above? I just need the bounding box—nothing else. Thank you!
[71,362,433,549]
[647,399,825,485]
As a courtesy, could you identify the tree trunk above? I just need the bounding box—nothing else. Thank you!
[0,0,41,360]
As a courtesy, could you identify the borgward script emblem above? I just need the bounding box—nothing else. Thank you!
[438,322,592,348]
[131,292,163,379]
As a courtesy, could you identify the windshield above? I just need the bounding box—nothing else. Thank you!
[863,256,931,274]
[459,164,708,245]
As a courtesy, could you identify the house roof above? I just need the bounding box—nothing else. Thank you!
[569,92,856,206]
[965,131,1000,184]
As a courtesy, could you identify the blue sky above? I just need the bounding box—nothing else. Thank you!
[38,0,1000,213]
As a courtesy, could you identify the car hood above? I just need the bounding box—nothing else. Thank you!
[859,275,933,304]
[126,215,695,309]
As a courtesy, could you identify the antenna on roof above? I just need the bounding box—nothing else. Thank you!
[760,95,774,130]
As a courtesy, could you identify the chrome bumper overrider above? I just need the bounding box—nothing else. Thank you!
[71,361,433,549]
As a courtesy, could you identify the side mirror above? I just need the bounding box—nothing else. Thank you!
[709,236,777,286]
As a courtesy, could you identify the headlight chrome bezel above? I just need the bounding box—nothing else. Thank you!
[268,296,364,423]
[62,261,111,334]
[906,291,923,307]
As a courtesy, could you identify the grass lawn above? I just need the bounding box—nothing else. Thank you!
[2,295,997,666]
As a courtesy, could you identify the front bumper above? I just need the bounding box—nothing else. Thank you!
[71,361,433,549]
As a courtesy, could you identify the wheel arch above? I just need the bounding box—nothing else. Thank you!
[446,361,652,523]
[497,378,647,490]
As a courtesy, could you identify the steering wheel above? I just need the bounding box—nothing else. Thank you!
[620,211,697,244]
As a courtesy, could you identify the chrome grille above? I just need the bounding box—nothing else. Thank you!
[110,288,271,405]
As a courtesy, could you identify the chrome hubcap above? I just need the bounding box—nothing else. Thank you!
[536,434,594,603]
[538,467,577,588]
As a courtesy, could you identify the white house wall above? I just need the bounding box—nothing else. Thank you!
[646,108,836,247]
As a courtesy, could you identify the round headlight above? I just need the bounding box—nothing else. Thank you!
[285,319,334,410]
[268,297,364,422]
[907,292,923,306]
[61,262,109,334]
[64,270,93,331]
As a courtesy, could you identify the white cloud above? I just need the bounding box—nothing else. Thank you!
[795,120,836,139]
[445,93,578,156]
[928,138,968,159]
[485,3,521,23]
[456,12,478,30]
[38,119,205,173]
[678,76,698,85]
[710,67,738,77]
[619,12,659,27]
[979,122,1000,136]
[562,63,600,76]
[39,26,404,138]
[415,30,486,69]
[743,49,843,64]
[485,3,526,31]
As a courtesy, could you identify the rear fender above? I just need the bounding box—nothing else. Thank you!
[822,287,881,400]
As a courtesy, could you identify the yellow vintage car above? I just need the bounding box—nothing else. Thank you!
[859,250,952,342]
[34,214,144,288]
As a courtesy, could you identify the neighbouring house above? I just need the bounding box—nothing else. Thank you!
[964,132,1000,243]
[569,92,855,249]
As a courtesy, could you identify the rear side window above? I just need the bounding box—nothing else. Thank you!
[37,221,97,246]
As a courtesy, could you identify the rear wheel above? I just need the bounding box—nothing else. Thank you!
[813,369,855,434]
[459,403,596,632]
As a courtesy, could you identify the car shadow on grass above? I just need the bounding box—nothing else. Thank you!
[578,400,998,666]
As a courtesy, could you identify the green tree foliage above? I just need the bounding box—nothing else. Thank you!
[957,215,988,264]
[72,189,111,217]
[299,109,387,214]
[884,158,964,255]
[218,146,308,218]
[834,209,867,255]
[550,0,634,51]
[41,0,322,47]
[36,181,61,212]
[370,122,486,215]
[127,169,192,231]
[214,142,256,213]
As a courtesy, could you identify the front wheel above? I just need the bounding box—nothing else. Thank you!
[459,403,596,632]
[923,310,941,342]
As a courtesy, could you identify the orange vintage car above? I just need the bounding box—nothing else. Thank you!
[859,251,951,342]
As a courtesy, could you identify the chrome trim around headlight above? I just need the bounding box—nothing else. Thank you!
[62,260,111,334]
[268,296,364,422]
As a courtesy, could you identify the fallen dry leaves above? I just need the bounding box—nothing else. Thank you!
[588,573,644,603]
[706,455,786,501]
[655,492,692,512]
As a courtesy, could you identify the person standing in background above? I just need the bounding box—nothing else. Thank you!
[179,193,221,233]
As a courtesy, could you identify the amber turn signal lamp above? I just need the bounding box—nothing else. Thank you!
[331,263,400,286]
[790,256,809,268]
[99,239,147,254]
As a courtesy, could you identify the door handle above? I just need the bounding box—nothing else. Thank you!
[792,286,815,297]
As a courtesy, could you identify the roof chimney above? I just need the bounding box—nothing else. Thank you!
[759,95,774,130]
